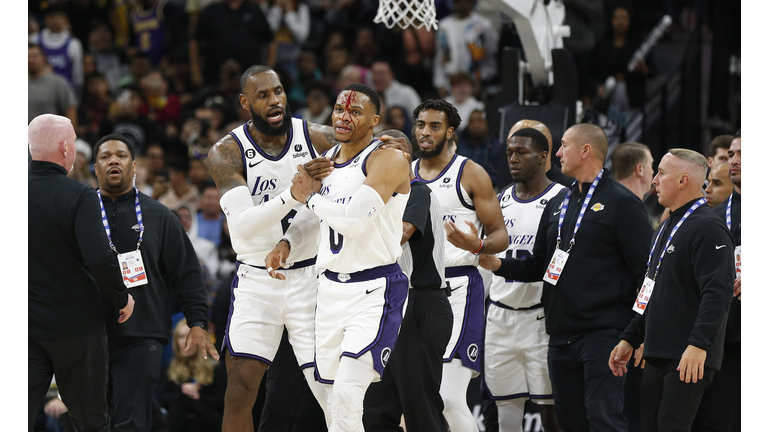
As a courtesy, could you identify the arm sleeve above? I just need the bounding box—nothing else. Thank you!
[160,210,209,324]
[282,206,320,251]
[74,189,128,308]
[220,186,299,240]
[494,197,552,282]
[688,219,735,351]
[617,194,654,289]
[402,184,430,240]
[306,184,385,238]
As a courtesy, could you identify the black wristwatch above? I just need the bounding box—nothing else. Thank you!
[188,321,209,332]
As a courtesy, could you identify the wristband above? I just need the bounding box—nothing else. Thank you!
[306,192,318,209]
[188,320,209,332]
[472,239,484,255]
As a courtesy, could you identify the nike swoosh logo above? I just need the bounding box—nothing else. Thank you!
[365,287,383,295]
[553,211,560,216]
[501,203,513,209]
[248,160,264,168]
[715,245,726,250]
[536,315,545,321]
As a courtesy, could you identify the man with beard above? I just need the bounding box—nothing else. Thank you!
[478,128,564,432]
[92,134,217,432]
[411,99,508,432]
[209,66,396,431]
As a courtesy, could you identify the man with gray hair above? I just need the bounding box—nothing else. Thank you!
[29,114,135,432]
[609,148,734,432]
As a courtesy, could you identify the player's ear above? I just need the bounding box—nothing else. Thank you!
[371,114,380,127]
[446,126,455,140]
[239,94,249,110]
[539,151,548,165]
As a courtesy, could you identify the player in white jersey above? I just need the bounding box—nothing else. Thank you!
[266,84,411,432]
[208,66,342,432]
[412,100,509,432]
[479,128,565,432]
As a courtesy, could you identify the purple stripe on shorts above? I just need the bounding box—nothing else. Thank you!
[444,266,483,373]
[221,261,273,365]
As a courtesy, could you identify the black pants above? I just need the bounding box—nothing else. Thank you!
[259,329,327,432]
[107,338,164,432]
[29,328,111,432]
[548,328,628,432]
[641,357,715,432]
[363,289,453,432]
[691,342,740,432]
[166,393,223,432]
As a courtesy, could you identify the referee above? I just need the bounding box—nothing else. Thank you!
[29,114,135,432]
[363,130,454,432]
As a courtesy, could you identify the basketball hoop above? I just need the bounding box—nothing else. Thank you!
[373,0,438,31]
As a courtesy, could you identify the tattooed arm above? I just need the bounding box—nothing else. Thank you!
[209,134,300,240]
[307,122,339,154]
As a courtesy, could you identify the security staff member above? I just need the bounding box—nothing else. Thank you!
[610,149,733,432]
[692,131,741,432]
[93,134,219,432]
[363,130,454,432]
[491,124,652,431]
[29,114,135,432]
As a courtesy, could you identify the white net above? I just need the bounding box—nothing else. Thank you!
[373,0,438,31]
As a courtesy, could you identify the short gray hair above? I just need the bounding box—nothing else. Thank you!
[668,148,707,179]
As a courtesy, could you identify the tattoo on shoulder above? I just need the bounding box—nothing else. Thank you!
[308,123,339,153]
[208,135,246,195]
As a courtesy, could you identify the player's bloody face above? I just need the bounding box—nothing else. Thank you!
[332,90,379,143]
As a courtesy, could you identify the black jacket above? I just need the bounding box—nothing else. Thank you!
[29,161,128,339]
[621,198,734,370]
[100,189,209,344]
[494,172,652,341]
[713,189,740,343]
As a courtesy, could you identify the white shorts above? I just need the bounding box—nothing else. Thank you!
[223,261,318,369]
[483,303,553,404]
[314,264,408,384]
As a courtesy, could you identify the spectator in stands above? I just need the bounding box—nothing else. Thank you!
[135,156,155,196]
[188,158,212,193]
[384,105,412,137]
[456,109,501,186]
[352,26,380,68]
[324,46,352,94]
[192,59,243,119]
[445,72,484,134]
[82,53,97,81]
[145,143,166,187]
[400,24,437,98]
[433,0,498,98]
[139,70,182,125]
[180,106,226,160]
[266,0,311,76]
[67,139,98,189]
[158,155,200,210]
[107,85,156,155]
[167,52,195,107]
[176,203,220,282]
[372,60,421,115]
[30,4,85,96]
[295,81,333,125]
[610,142,655,200]
[87,21,131,94]
[337,64,372,93]
[288,50,324,108]
[196,182,225,247]
[28,44,78,126]
[189,0,275,87]
[703,163,734,209]
[117,52,152,88]
[157,319,227,432]
[77,73,113,144]
[707,134,733,168]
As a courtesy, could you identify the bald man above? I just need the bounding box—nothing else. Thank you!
[610,149,733,432]
[29,114,134,432]
[507,119,574,187]
[490,123,653,431]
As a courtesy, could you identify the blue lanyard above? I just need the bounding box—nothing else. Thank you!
[726,191,733,230]
[97,188,145,253]
[556,169,603,252]
[646,198,706,280]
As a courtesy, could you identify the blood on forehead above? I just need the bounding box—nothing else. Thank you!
[344,91,357,111]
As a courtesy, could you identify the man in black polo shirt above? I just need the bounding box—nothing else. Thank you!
[610,149,733,432]
[29,114,135,432]
[490,123,652,431]
[93,134,218,432]
[363,130,454,432]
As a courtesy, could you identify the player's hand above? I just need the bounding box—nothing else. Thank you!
[265,240,290,280]
[377,135,412,162]
[304,156,334,181]
[678,345,706,383]
[634,343,646,369]
[181,382,201,400]
[733,276,741,300]
[44,397,68,419]
[478,254,502,272]
[118,294,135,323]
[445,220,482,253]
[291,164,321,203]
[185,325,220,361]
[609,340,634,377]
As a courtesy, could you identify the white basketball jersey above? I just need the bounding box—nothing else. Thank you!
[228,118,320,265]
[413,154,481,268]
[316,140,409,274]
[490,182,565,308]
